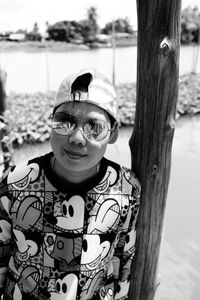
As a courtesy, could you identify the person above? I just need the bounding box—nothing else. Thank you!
[0,69,141,300]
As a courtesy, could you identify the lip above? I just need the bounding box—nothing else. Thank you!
[64,149,87,159]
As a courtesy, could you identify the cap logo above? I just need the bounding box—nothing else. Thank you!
[71,92,89,101]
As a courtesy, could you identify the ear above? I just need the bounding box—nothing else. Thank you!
[108,121,119,144]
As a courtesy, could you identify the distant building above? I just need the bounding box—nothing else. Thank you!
[8,33,25,41]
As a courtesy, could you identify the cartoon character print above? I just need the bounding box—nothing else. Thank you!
[11,195,43,231]
[99,264,115,300]
[49,273,78,300]
[6,258,40,300]
[0,219,12,279]
[14,229,43,262]
[7,162,40,191]
[80,270,104,300]
[115,279,130,300]
[93,166,118,194]
[100,285,114,300]
[0,195,10,216]
[44,233,82,268]
[124,227,136,255]
[0,219,11,243]
[122,167,141,196]
[80,232,116,292]
[87,197,120,234]
[81,235,111,272]
[45,195,85,234]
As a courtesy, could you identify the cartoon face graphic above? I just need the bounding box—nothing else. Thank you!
[55,195,85,233]
[50,273,78,300]
[44,233,82,265]
[7,162,40,190]
[87,198,120,234]
[94,166,117,193]
[11,196,42,230]
[14,229,39,261]
[81,235,111,271]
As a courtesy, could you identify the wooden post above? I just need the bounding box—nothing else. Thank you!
[129,0,182,299]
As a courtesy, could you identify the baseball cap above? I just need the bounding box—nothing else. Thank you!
[54,69,118,122]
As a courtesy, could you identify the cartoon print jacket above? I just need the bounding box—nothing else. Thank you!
[0,152,141,300]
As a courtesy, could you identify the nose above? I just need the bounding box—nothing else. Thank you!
[68,127,86,146]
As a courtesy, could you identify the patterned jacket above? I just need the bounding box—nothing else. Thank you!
[0,152,141,300]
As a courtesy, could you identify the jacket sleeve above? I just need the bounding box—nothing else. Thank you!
[114,171,141,300]
[0,170,12,293]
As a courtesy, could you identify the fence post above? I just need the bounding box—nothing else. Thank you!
[129,0,182,299]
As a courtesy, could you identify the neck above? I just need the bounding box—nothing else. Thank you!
[51,156,100,184]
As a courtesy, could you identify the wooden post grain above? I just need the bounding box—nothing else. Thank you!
[129,0,182,299]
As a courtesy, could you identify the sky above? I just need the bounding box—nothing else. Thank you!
[0,0,199,34]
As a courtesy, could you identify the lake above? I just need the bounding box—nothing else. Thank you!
[0,45,199,93]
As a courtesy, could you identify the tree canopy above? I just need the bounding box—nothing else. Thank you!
[181,6,200,44]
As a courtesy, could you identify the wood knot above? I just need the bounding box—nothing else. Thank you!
[152,165,158,175]
[160,38,170,56]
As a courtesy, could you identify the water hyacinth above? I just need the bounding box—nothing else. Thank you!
[3,74,200,148]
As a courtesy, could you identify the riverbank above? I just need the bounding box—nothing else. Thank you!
[3,72,200,148]
[0,40,136,52]
[0,40,89,52]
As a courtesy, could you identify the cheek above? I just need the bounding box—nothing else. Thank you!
[50,131,62,151]
[91,138,109,157]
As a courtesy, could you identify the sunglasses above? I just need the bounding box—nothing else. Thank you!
[50,112,112,142]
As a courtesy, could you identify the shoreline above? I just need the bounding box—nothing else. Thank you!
[0,40,136,53]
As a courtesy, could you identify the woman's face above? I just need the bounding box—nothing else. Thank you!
[50,102,112,174]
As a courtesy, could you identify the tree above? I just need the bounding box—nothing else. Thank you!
[181,6,200,44]
[102,18,133,34]
[47,7,99,43]
[81,6,99,43]
[25,22,42,41]
[47,21,83,42]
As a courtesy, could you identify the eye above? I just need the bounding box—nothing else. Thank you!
[62,204,67,216]
[68,205,74,217]
[56,282,61,292]
[62,283,67,293]
[82,239,88,252]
